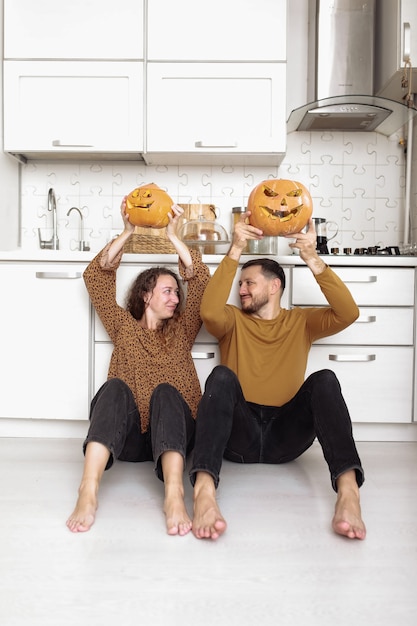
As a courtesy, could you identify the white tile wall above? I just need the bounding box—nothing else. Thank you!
[20,129,413,255]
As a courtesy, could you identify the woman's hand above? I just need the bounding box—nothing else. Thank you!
[121,196,135,236]
[166,204,184,240]
[165,204,193,269]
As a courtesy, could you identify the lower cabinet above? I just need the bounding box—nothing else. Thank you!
[292,266,416,424]
[0,263,90,420]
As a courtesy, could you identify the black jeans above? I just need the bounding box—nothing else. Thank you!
[189,366,364,492]
[84,378,195,481]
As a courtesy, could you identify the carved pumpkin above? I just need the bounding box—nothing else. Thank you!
[247,179,313,236]
[126,183,173,228]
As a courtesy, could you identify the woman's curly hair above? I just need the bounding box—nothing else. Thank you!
[125,267,184,345]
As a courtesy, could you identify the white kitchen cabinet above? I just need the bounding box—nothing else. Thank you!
[292,266,415,424]
[147,0,286,61]
[0,263,90,420]
[4,0,144,60]
[375,0,417,100]
[145,62,286,165]
[3,61,144,159]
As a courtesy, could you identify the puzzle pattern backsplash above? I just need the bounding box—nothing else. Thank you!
[20,130,415,255]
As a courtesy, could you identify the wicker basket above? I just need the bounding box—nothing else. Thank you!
[124,232,176,254]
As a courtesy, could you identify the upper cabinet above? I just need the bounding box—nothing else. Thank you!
[147,0,286,61]
[3,61,144,159]
[375,0,417,101]
[145,62,286,165]
[4,0,144,59]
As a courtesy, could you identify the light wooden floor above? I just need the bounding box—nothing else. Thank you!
[0,438,416,626]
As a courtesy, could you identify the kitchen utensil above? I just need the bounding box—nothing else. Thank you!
[313,217,338,254]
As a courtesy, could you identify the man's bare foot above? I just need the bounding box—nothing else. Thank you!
[192,473,227,540]
[164,487,192,536]
[66,481,98,533]
[332,472,366,540]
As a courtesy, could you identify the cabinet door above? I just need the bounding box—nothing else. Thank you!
[306,346,413,423]
[147,0,286,61]
[0,264,90,420]
[4,0,144,59]
[4,61,143,156]
[145,62,286,164]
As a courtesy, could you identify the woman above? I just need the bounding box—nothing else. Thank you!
[66,199,210,536]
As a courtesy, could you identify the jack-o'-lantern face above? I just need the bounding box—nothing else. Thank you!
[126,183,173,228]
[248,179,313,236]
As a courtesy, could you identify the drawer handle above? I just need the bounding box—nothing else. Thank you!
[52,139,94,148]
[355,315,376,323]
[194,140,238,148]
[329,354,376,362]
[345,276,377,283]
[36,271,82,279]
[191,352,216,359]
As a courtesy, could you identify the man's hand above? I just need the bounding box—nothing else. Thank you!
[228,211,263,261]
[285,219,327,275]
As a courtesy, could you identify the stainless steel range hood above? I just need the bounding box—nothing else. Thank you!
[287,0,417,135]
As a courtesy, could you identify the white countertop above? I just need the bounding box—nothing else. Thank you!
[1,248,417,267]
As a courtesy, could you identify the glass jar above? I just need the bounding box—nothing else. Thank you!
[231,207,248,252]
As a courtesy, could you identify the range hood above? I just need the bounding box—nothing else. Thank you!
[287,0,417,135]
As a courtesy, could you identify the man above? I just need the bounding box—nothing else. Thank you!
[190,213,366,541]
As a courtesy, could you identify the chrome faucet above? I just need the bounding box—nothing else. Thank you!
[67,206,90,251]
[38,188,59,250]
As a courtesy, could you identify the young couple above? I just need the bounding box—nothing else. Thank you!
[67,199,366,541]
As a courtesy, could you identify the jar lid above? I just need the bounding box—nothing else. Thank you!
[232,206,247,213]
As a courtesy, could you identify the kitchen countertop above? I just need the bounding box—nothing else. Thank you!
[1,249,417,267]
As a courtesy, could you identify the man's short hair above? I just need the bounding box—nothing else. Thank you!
[241,258,286,291]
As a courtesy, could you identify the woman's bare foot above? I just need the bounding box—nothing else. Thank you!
[164,486,192,536]
[332,471,366,540]
[192,472,227,540]
[66,481,98,533]
[161,451,192,536]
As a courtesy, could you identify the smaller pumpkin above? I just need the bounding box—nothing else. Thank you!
[126,183,173,228]
[247,179,313,236]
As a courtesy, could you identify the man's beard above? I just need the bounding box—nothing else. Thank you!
[241,292,269,315]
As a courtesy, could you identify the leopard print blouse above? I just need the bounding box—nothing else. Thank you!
[84,244,211,432]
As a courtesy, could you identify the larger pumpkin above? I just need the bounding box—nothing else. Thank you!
[126,183,173,228]
[248,179,313,236]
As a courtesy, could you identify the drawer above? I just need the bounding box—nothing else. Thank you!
[192,342,220,391]
[292,267,415,306]
[305,346,413,423]
[92,341,219,398]
[314,307,414,345]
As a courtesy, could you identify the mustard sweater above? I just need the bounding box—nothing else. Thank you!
[200,256,359,406]
[84,244,210,432]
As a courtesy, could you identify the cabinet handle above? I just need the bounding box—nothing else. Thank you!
[36,272,82,279]
[329,354,376,362]
[194,140,238,148]
[52,139,94,148]
[344,276,377,283]
[403,22,411,62]
[191,352,216,359]
[355,315,376,323]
